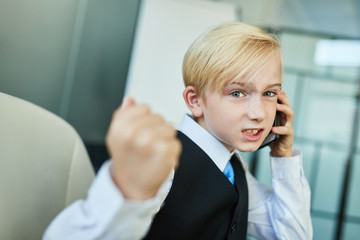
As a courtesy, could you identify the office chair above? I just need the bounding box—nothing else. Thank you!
[0,92,95,240]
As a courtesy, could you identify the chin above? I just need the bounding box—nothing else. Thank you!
[236,143,262,152]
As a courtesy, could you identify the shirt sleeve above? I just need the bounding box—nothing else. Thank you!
[245,149,313,240]
[43,160,172,240]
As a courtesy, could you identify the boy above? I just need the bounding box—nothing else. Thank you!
[44,22,312,239]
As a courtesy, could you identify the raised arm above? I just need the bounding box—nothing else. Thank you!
[44,97,181,240]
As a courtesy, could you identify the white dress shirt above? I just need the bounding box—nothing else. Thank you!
[44,114,313,240]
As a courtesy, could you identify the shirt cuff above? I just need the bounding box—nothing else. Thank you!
[270,148,304,180]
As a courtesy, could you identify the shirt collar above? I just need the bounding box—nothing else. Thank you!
[178,114,232,172]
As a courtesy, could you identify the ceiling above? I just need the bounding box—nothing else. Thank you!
[218,0,360,39]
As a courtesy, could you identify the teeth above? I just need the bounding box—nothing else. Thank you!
[243,129,259,136]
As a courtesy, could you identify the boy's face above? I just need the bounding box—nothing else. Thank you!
[196,55,281,152]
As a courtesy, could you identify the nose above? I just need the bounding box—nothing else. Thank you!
[246,96,266,121]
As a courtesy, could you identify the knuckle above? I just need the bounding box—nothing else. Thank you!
[169,139,182,156]
[164,125,177,136]
[139,104,151,115]
[154,113,165,121]
[289,109,295,118]
[156,140,173,156]
[290,128,294,135]
[155,139,168,152]
[150,114,165,125]
[174,139,182,153]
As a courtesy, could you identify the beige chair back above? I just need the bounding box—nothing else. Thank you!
[0,92,95,240]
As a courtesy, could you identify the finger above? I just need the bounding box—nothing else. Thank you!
[119,114,163,145]
[106,106,153,151]
[277,103,293,116]
[115,104,152,123]
[153,139,182,169]
[277,103,294,126]
[150,123,177,140]
[277,90,291,107]
[167,139,182,169]
[271,125,294,136]
[137,121,177,147]
[119,96,136,112]
[112,97,137,120]
[132,114,165,131]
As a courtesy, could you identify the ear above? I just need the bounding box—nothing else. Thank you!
[183,86,203,117]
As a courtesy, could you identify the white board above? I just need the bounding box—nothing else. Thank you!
[125,0,236,127]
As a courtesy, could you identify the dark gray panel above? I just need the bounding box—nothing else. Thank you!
[0,0,79,113]
[66,0,141,143]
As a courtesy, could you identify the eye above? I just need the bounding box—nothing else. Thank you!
[231,91,245,98]
[263,91,277,97]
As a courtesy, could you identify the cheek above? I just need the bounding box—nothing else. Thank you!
[268,105,278,126]
[262,100,276,124]
[205,108,234,135]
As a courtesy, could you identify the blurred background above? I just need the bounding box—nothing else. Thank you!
[0,0,359,239]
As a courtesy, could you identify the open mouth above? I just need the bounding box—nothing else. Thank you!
[241,128,264,142]
[242,129,263,136]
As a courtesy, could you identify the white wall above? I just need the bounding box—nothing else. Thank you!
[125,0,236,127]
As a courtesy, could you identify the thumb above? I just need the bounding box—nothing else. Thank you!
[119,96,135,112]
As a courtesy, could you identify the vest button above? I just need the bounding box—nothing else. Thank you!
[231,223,237,233]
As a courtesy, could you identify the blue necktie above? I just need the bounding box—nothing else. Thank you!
[223,159,235,185]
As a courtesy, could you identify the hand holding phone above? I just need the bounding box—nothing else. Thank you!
[258,111,281,149]
[266,90,295,157]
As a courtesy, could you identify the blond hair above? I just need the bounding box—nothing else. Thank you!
[182,22,282,98]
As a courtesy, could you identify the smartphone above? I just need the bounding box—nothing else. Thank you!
[258,111,281,149]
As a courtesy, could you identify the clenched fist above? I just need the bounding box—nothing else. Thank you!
[106,97,181,200]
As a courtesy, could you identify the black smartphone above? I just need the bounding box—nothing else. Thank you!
[258,111,281,149]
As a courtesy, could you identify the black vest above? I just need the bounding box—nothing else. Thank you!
[143,131,248,240]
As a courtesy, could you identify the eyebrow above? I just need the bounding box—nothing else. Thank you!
[227,82,282,89]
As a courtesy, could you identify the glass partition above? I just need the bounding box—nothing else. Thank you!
[248,29,360,240]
